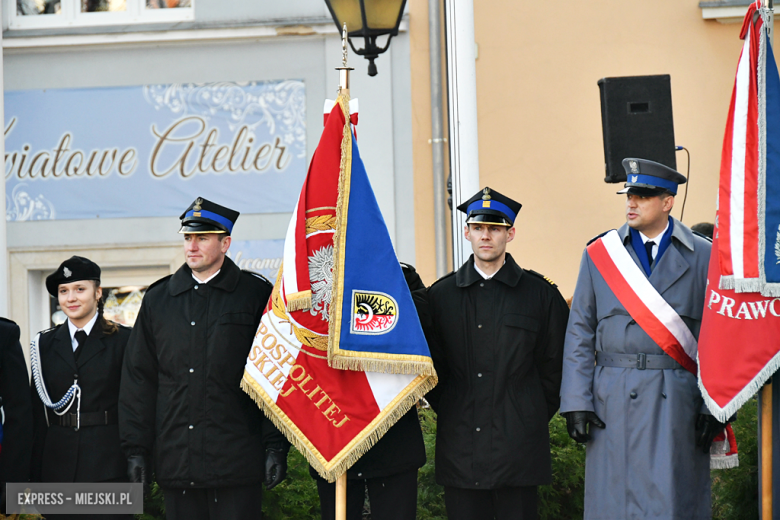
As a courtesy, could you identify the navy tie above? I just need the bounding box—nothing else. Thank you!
[74,329,88,360]
[645,241,656,269]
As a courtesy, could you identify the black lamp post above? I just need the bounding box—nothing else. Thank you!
[323,0,407,77]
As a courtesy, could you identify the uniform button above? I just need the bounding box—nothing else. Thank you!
[661,392,667,399]
[190,482,195,486]
[189,425,194,429]
[357,473,362,477]
[476,427,481,432]
[480,283,484,287]
[73,373,79,379]
[475,482,479,486]
[478,324,482,329]
[190,368,194,373]
[191,321,195,326]
[630,392,638,399]
[194,285,199,290]
[477,373,482,377]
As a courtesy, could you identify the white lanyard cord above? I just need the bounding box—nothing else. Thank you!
[30,332,81,430]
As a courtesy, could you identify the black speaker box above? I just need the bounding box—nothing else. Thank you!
[598,75,676,183]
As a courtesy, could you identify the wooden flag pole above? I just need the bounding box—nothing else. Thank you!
[335,473,348,520]
[333,23,351,520]
[760,383,773,519]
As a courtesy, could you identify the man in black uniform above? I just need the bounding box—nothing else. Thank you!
[415,188,569,520]
[119,198,289,520]
[310,263,427,520]
[0,317,33,510]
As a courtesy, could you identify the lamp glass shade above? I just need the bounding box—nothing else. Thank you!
[363,0,404,30]
[327,0,364,32]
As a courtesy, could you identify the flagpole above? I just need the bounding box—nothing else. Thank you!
[760,381,773,519]
[332,25,353,520]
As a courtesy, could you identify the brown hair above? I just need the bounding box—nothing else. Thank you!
[93,281,119,335]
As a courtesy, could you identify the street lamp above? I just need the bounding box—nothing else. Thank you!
[323,0,407,77]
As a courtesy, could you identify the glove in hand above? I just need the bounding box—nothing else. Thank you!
[695,414,726,453]
[127,455,150,498]
[264,448,288,490]
[562,411,606,443]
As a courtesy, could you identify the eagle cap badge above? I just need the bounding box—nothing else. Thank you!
[193,198,203,211]
[63,267,72,278]
[482,188,492,201]
[629,160,639,174]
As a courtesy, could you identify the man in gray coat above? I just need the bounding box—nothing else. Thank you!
[560,158,726,519]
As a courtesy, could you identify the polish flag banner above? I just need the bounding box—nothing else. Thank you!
[241,94,436,481]
[717,1,780,296]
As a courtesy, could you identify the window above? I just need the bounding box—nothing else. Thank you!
[9,0,193,29]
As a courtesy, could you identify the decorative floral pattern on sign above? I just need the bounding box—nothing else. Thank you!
[6,183,56,221]
[143,80,306,157]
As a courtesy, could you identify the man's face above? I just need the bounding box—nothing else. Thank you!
[625,193,673,232]
[184,233,231,273]
[464,223,515,263]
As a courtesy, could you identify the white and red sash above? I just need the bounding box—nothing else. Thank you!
[587,230,698,374]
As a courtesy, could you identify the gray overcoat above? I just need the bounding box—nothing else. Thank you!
[560,219,712,520]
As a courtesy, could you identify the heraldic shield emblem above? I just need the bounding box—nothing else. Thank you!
[351,290,398,335]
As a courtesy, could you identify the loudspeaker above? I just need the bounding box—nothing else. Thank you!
[598,75,676,183]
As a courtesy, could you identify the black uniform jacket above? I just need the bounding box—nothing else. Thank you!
[119,257,287,489]
[310,263,427,481]
[0,318,33,484]
[31,321,131,483]
[415,254,569,489]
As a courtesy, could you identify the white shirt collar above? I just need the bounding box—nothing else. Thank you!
[638,220,669,244]
[68,312,98,352]
[638,221,669,260]
[192,269,221,284]
[473,260,505,280]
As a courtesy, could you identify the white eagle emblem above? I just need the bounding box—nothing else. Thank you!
[308,245,334,322]
[63,267,72,278]
[629,160,639,173]
[631,175,638,183]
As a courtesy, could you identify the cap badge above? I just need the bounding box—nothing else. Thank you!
[482,188,492,201]
[631,175,638,183]
[63,267,72,278]
[193,198,203,211]
[629,160,639,174]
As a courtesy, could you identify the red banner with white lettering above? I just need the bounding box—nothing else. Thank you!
[699,227,780,422]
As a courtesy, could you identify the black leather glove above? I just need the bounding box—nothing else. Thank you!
[695,414,726,453]
[264,448,288,490]
[127,455,150,497]
[562,411,606,443]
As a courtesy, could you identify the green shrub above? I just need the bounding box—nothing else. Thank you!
[262,448,321,520]
[539,414,586,518]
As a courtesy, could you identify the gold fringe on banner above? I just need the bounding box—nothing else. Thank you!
[286,290,312,312]
[241,369,437,483]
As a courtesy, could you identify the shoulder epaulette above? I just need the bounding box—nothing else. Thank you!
[692,230,713,243]
[37,325,57,336]
[146,274,173,293]
[242,270,273,288]
[587,230,615,246]
[429,271,455,288]
[525,269,558,288]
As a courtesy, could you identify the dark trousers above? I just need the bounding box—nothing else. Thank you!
[444,485,538,520]
[316,469,418,520]
[163,483,263,520]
